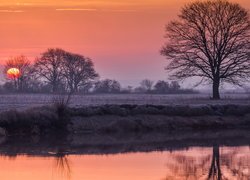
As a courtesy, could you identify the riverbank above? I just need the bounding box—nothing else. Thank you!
[0,104,249,136]
[0,130,249,156]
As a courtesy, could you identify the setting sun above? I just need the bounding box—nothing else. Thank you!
[7,68,21,79]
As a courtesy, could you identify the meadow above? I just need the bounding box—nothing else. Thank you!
[0,93,250,112]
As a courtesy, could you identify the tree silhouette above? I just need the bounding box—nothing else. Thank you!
[62,52,98,93]
[4,55,32,92]
[94,79,121,93]
[140,79,154,92]
[154,80,170,94]
[161,0,250,99]
[208,146,223,180]
[163,146,250,180]
[53,150,71,180]
[34,48,66,93]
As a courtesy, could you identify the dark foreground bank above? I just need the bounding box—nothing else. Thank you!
[0,130,249,157]
[0,104,249,136]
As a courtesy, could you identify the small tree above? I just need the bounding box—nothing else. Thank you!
[161,0,250,99]
[62,52,99,93]
[4,55,32,92]
[110,80,121,93]
[93,79,121,94]
[170,81,181,91]
[34,48,66,93]
[154,80,170,94]
[140,79,154,92]
[121,86,133,94]
[79,82,94,94]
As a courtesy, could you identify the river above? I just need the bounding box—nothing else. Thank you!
[0,145,249,179]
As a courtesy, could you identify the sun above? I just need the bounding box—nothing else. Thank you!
[7,68,21,79]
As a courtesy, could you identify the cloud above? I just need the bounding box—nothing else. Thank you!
[15,3,33,6]
[55,8,137,13]
[55,8,97,11]
[106,9,137,12]
[0,10,24,13]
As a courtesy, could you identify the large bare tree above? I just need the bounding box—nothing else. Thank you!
[34,48,66,93]
[62,52,99,93]
[161,0,250,99]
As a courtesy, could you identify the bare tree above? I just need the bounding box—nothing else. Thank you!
[93,79,121,93]
[154,80,170,93]
[161,0,250,99]
[170,81,181,91]
[34,48,66,93]
[140,79,154,92]
[62,53,99,93]
[79,82,94,94]
[4,55,32,92]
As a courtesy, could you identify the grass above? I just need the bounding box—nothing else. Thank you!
[0,94,72,136]
[70,104,250,117]
[0,93,250,112]
[52,94,71,116]
[0,103,249,136]
[0,107,58,135]
[51,94,72,129]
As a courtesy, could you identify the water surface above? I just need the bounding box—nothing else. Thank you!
[0,146,249,180]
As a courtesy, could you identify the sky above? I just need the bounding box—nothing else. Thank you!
[0,0,249,87]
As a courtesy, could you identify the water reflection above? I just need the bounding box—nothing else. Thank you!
[208,146,222,180]
[53,151,71,180]
[0,146,249,180]
[164,146,250,180]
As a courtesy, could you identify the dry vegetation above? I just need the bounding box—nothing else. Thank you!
[0,100,249,136]
[0,94,249,136]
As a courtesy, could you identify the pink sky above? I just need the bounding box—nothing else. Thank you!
[0,0,249,86]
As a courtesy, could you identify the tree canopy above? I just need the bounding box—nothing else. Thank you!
[161,0,250,99]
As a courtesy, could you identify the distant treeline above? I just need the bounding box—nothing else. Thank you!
[0,78,198,94]
[1,48,198,94]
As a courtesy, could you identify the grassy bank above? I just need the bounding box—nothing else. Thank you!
[0,104,249,136]
[70,104,250,117]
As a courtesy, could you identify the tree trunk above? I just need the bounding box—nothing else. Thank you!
[212,78,220,100]
[14,78,18,92]
[52,83,58,93]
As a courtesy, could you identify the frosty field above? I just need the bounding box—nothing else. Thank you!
[0,93,249,111]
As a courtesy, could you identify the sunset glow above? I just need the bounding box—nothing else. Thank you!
[0,147,249,180]
[6,68,21,79]
[0,1,250,178]
[0,0,249,85]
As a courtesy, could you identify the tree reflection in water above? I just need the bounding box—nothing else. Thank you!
[208,146,223,180]
[164,146,250,180]
[53,150,72,180]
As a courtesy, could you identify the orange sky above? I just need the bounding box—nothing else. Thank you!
[0,0,249,86]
